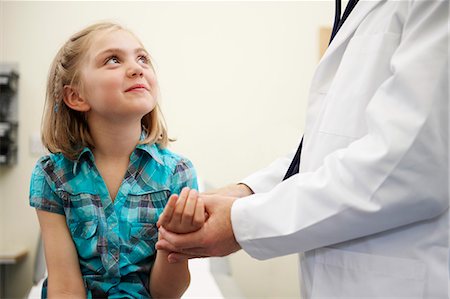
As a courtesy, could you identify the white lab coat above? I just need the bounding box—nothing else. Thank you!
[231,1,449,298]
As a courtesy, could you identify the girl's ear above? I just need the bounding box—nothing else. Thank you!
[63,85,91,112]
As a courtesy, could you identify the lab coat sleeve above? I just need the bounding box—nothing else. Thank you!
[231,0,449,260]
[238,146,298,193]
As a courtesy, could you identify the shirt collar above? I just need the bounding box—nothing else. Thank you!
[136,142,164,165]
[136,130,164,165]
[73,147,95,175]
[72,142,164,175]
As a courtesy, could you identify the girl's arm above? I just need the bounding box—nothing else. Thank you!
[149,250,190,299]
[150,188,204,298]
[37,210,86,299]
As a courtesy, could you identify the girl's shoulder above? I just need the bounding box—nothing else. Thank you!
[32,152,76,182]
[34,152,72,171]
[30,153,74,198]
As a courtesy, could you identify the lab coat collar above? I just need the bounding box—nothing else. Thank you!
[311,0,383,94]
[324,0,383,59]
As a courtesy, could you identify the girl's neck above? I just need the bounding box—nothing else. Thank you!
[89,119,142,161]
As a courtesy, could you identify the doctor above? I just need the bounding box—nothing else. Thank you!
[157,0,449,298]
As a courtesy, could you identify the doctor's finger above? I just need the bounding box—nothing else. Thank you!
[156,237,206,256]
[168,252,208,263]
[157,194,178,227]
[155,238,180,252]
[158,226,204,249]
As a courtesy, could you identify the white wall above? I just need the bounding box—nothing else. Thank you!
[0,1,333,298]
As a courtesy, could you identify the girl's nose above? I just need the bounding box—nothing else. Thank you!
[127,63,144,78]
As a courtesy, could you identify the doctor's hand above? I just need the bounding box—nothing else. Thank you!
[202,183,254,198]
[157,187,205,234]
[156,194,241,263]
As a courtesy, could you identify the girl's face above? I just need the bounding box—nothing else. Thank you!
[80,29,158,124]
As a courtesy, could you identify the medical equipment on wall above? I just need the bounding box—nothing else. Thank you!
[0,65,19,165]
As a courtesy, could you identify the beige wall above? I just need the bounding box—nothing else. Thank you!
[0,1,333,298]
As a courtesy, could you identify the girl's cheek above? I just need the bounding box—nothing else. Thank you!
[149,77,159,93]
[149,74,158,86]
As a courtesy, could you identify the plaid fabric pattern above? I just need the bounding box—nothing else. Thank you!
[29,142,197,298]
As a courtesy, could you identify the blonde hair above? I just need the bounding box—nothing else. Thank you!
[42,22,169,160]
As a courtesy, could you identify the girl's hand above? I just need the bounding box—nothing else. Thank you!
[157,187,205,234]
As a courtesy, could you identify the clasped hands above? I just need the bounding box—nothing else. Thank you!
[157,187,206,234]
[156,185,249,263]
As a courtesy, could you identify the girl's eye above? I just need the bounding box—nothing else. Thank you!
[105,56,120,65]
[138,55,150,65]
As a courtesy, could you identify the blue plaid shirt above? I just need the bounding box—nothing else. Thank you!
[29,142,197,298]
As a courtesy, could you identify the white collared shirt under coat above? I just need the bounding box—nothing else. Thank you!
[232,1,449,298]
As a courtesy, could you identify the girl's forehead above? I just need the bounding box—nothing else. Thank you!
[82,29,148,66]
[89,29,144,51]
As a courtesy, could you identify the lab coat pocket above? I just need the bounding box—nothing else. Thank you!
[311,248,426,298]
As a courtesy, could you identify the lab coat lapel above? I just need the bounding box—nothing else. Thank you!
[311,0,384,93]
[324,0,383,60]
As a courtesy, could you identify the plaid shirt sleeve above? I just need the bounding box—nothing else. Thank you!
[29,157,65,215]
[170,158,198,195]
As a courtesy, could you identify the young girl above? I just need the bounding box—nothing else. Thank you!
[29,22,205,299]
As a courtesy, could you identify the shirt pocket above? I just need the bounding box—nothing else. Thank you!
[124,189,170,223]
[125,222,159,264]
[130,223,158,241]
[124,190,170,263]
[57,190,101,223]
[68,220,99,261]
[311,247,426,298]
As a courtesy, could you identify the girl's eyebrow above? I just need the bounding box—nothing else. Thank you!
[95,47,149,60]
